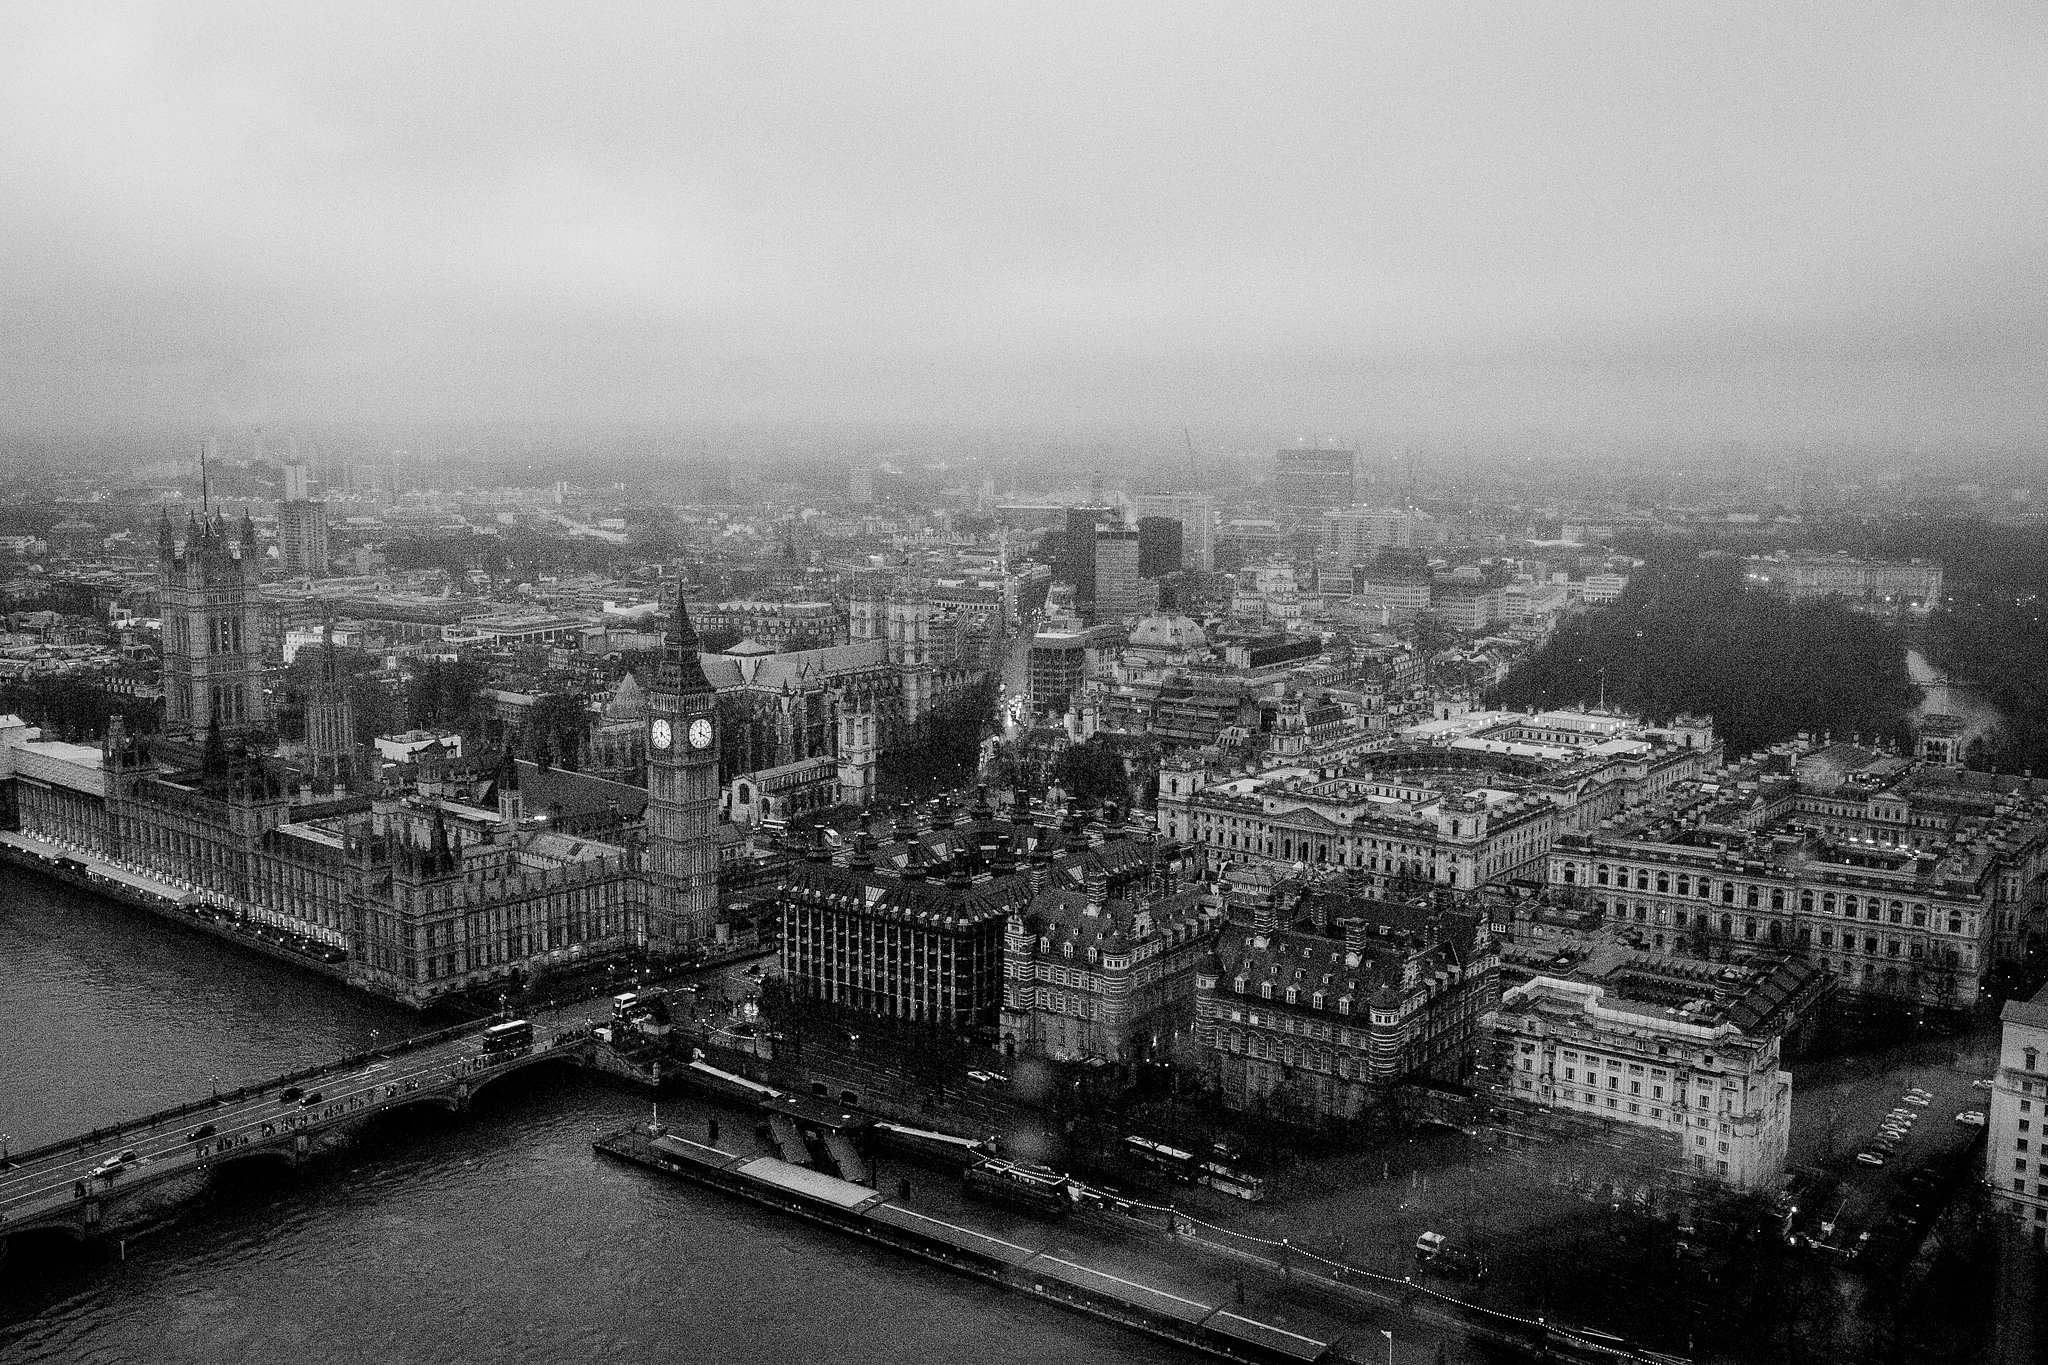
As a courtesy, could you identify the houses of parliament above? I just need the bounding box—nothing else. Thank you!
[0,508,722,1008]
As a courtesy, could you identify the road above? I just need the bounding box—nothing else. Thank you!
[0,1027,577,1234]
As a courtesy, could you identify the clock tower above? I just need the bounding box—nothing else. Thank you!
[643,589,721,952]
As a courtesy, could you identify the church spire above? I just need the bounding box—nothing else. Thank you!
[659,583,714,695]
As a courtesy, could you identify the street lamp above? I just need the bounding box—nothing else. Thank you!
[1,1133,11,1164]
[1381,1329,1394,1365]
[209,1074,220,1100]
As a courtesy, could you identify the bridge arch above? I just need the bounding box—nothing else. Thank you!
[203,1143,300,1175]
[465,1049,585,1103]
[0,1218,90,1255]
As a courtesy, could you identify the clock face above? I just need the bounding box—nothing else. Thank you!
[688,717,714,750]
[649,718,672,750]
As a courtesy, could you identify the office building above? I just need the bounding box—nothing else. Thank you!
[1987,981,2048,1244]
[1136,516,1183,579]
[277,499,331,578]
[1497,961,1828,1189]
[1273,448,1355,509]
[1091,524,1152,622]
[1195,895,1499,1120]
[1057,506,1116,604]
[1323,505,1429,559]
[1131,493,1215,571]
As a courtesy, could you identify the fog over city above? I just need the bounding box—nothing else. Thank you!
[2,2,2045,445]
[11,10,2048,1365]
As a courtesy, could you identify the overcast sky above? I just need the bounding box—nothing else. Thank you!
[2,2,2043,447]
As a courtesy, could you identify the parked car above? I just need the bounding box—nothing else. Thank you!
[1955,1110,1987,1127]
[1902,1094,1931,1108]
[1415,1230,1449,1260]
[1856,1151,1886,1167]
[1908,1088,1934,1100]
[1973,1078,1996,1090]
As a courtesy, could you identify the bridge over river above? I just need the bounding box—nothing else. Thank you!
[0,1020,596,1252]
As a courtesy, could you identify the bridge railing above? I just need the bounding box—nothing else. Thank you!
[3,1019,494,1171]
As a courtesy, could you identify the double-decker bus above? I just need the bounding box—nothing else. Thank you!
[1123,1134,1266,1201]
[481,1019,533,1053]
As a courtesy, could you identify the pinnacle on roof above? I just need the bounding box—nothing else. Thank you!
[660,589,715,695]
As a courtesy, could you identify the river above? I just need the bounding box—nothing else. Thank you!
[0,867,1179,1365]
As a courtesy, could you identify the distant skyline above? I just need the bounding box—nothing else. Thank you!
[1,3,2044,447]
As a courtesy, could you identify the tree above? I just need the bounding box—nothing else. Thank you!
[1407,610,1460,688]
[1488,554,1916,755]
[1054,737,1129,806]
[406,658,487,734]
[529,692,589,771]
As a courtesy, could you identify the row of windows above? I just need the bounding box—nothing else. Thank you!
[1566,862,1967,934]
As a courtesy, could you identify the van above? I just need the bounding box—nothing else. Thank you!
[1415,1230,1448,1259]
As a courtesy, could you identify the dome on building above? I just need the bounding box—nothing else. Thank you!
[1127,613,1206,651]
[603,671,649,722]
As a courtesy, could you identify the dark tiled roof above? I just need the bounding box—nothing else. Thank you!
[482,758,648,821]
[1722,957,1831,1035]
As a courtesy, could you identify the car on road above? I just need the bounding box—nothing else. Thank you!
[1955,1110,1987,1126]
[279,1087,303,1103]
[1973,1078,1995,1090]
[298,1091,324,1107]
[90,1150,140,1180]
[1857,1151,1886,1166]
[186,1123,217,1142]
[966,1070,1008,1085]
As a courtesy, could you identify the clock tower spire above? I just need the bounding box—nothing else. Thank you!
[643,584,721,952]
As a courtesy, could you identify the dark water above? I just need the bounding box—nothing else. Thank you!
[0,868,1178,1365]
